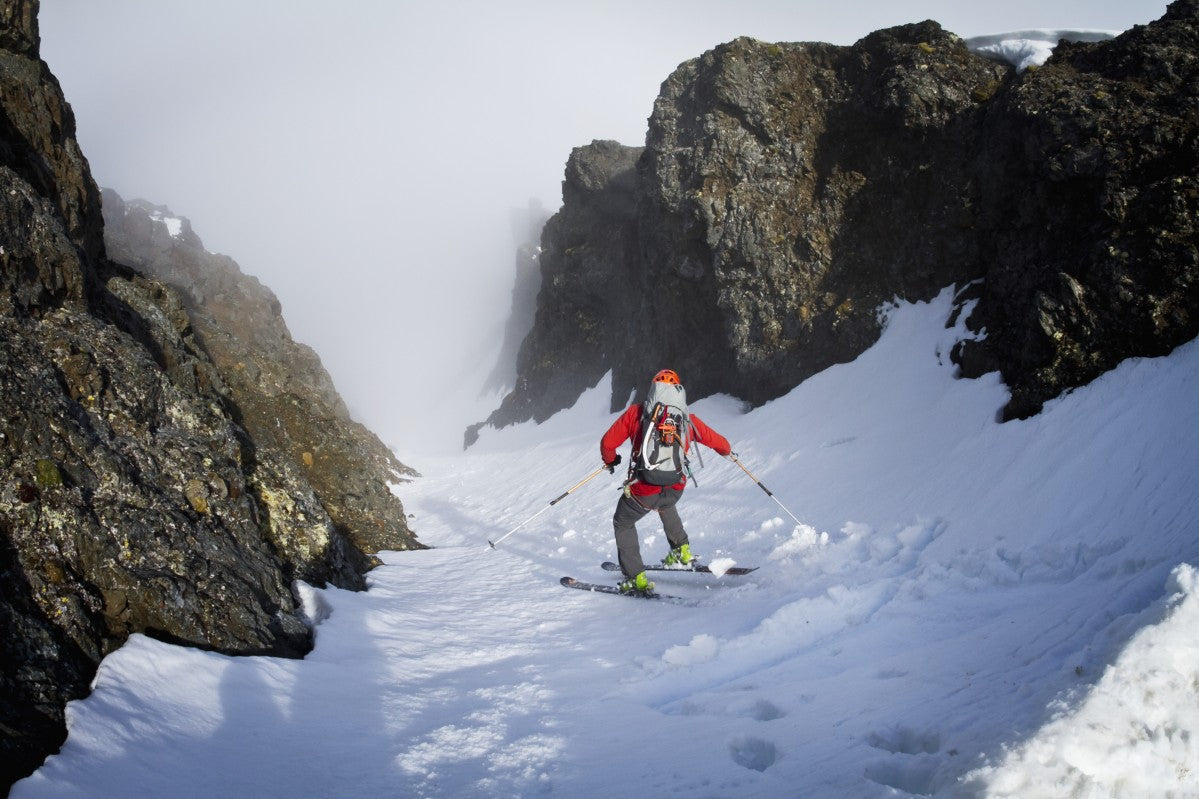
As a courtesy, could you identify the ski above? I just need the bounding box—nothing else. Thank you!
[601,560,758,576]
[560,576,690,604]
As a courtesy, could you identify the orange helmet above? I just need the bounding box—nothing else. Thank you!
[653,369,681,385]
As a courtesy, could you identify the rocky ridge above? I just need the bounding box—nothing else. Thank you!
[0,1,419,788]
[475,1,1198,434]
[101,191,420,584]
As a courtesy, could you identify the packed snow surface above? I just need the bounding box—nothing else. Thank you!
[13,286,1198,798]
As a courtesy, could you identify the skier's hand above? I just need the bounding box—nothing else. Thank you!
[604,454,622,473]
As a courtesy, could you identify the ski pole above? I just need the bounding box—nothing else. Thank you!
[488,465,607,549]
[727,453,806,528]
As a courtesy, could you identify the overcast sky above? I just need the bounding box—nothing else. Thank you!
[39,1,1170,457]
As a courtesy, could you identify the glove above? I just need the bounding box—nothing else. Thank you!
[604,454,622,473]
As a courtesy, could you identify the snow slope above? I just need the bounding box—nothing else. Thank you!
[13,286,1198,798]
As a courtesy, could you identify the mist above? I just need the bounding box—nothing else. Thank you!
[38,0,1168,457]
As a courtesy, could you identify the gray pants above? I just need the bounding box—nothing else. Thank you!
[613,486,688,579]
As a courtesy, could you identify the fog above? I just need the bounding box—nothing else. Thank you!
[39,1,1167,457]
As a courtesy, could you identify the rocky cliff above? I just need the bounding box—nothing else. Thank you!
[0,1,419,789]
[473,141,645,440]
[957,1,1199,418]
[475,1,1198,434]
[101,191,420,583]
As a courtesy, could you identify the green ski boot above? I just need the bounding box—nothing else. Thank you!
[617,571,655,595]
[663,544,694,567]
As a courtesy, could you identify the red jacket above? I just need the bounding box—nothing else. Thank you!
[601,404,732,496]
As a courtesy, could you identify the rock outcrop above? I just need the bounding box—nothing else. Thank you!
[0,1,419,789]
[101,191,420,584]
[475,1,1198,433]
[957,0,1199,418]
[478,140,645,437]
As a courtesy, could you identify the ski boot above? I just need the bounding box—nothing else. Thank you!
[662,544,694,567]
[617,571,655,595]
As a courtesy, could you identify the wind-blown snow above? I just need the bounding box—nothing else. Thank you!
[13,288,1199,798]
[964,29,1120,72]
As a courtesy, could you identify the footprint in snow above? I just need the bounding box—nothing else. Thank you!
[729,735,778,772]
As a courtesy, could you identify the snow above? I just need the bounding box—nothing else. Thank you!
[707,557,738,578]
[968,564,1199,797]
[964,29,1121,72]
[149,210,184,238]
[12,284,1198,798]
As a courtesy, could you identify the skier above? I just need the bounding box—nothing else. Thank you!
[600,369,732,594]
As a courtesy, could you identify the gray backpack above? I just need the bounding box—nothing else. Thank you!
[633,381,691,486]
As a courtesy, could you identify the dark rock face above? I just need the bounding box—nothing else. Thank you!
[957,0,1199,418]
[639,24,1006,407]
[0,1,419,788]
[475,140,645,439]
[477,2,1198,432]
[0,0,101,316]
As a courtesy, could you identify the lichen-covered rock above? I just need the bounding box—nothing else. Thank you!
[0,1,420,788]
[0,167,86,314]
[0,259,314,790]
[955,0,1199,418]
[478,2,1198,432]
[636,25,1004,406]
[0,2,102,270]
